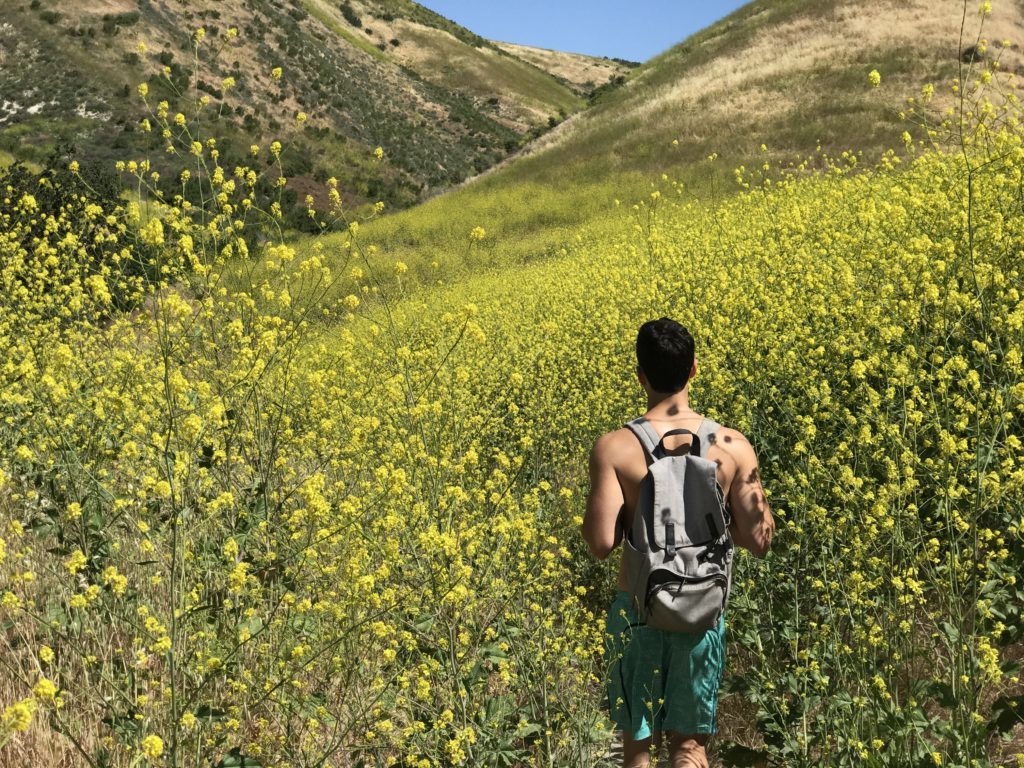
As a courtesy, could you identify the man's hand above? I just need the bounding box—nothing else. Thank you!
[582,432,626,560]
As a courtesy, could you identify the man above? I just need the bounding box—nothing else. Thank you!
[582,318,774,768]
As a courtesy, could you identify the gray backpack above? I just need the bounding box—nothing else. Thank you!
[622,417,733,633]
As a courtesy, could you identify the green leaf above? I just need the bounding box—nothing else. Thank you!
[101,713,140,740]
[718,741,769,767]
[925,680,956,708]
[195,705,227,721]
[515,722,542,738]
[240,616,264,638]
[481,642,507,665]
[44,598,68,628]
[214,747,262,767]
[988,695,1024,735]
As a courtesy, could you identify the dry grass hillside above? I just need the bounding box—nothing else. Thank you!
[519,0,1024,171]
[493,41,634,95]
[352,0,1024,287]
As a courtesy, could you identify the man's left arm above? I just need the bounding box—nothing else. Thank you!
[582,432,625,560]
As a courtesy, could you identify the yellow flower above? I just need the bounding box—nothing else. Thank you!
[65,550,87,576]
[141,734,164,759]
[868,69,881,88]
[1,699,36,732]
[102,566,128,596]
[271,66,283,80]
[374,146,384,160]
[33,678,58,702]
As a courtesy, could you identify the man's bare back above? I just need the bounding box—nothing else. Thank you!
[584,403,774,586]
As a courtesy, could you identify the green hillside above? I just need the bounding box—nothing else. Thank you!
[0,0,612,224]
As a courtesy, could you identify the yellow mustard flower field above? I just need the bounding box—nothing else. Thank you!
[1,22,1023,768]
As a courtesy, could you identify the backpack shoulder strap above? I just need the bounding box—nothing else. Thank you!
[624,417,661,462]
[695,418,722,457]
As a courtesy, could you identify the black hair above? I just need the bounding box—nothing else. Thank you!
[636,318,695,394]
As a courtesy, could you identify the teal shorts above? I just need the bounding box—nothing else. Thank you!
[604,590,726,740]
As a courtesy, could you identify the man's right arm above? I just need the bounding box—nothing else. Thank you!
[725,431,774,557]
[582,432,626,560]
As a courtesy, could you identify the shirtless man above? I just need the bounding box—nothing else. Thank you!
[582,318,774,768]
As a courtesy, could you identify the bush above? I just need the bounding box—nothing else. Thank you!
[0,157,164,318]
[339,0,361,27]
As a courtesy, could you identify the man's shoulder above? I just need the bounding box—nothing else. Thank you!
[591,426,639,456]
[711,423,749,444]
[710,423,757,462]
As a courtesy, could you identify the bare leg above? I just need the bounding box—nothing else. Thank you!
[622,732,653,768]
[667,733,710,768]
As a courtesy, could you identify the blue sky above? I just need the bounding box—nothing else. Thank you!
[417,1,752,62]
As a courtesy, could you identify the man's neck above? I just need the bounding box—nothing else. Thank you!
[646,388,693,415]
